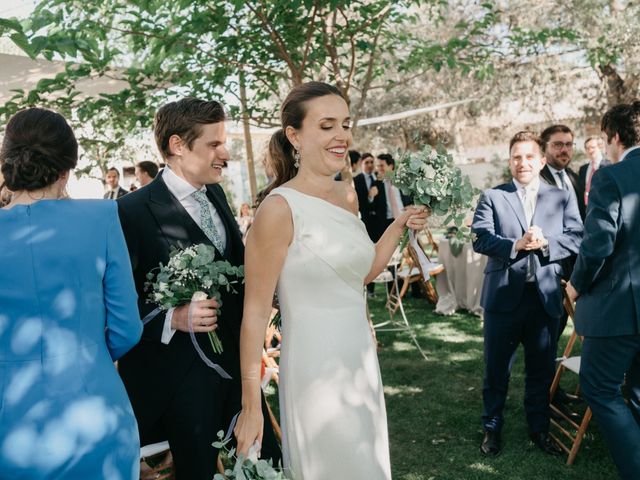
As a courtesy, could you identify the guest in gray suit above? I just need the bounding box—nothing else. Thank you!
[567,101,640,480]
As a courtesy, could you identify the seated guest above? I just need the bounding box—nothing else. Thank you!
[0,108,142,478]
[135,160,159,187]
[579,136,610,206]
[104,166,128,199]
[567,101,640,479]
[472,131,582,457]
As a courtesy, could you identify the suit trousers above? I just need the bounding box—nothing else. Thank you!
[580,335,640,480]
[141,355,281,480]
[482,284,558,433]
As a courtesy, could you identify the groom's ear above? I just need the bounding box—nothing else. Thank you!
[167,134,185,157]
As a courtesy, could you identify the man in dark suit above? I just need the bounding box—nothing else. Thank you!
[103,166,128,199]
[578,136,611,207]
[117,98,280,480]
[539,125,585,220]
[566,101,640,479]
[539,125,586,410]
[375,153,411,229]
[472,131,582,457]
[353,152,386,241]
[354,153,386,296]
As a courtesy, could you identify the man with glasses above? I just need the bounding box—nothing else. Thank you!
[539,124,586,418]
[540,125,585,220]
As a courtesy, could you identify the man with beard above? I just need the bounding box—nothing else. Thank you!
[539,124,586,413]
[540,125,585,220]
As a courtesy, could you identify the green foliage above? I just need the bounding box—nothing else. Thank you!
[0,0,505,169]
[213,430,289,480]
[393,144,479,240]
[145,243,244,353]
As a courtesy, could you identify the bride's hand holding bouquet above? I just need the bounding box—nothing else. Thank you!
[393,205,430,233]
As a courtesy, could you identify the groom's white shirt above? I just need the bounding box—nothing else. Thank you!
[160,166,227,344]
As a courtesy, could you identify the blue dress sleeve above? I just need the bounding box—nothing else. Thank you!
[103,202,143,360]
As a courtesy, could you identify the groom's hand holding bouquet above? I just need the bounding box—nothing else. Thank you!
[146,243,244,354]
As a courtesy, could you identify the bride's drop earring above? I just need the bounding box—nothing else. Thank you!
[293,149,301,169]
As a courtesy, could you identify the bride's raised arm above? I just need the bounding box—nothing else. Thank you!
[363,206,428,284]
[234,194,293,456]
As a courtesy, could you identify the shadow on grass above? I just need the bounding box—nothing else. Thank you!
[370,296,617,480]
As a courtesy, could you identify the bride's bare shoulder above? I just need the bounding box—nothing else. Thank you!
[250,193,293,242]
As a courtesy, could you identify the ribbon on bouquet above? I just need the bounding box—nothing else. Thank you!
[188,294,232,380]
[140,300,232,379]
[409,229,433,282]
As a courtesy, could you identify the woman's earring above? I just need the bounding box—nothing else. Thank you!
[293,149,301,169]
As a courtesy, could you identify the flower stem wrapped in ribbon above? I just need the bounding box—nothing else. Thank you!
[145,244,244,354]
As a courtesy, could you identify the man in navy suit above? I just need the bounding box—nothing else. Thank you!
[567,102,640,479]
[472,131,583,456]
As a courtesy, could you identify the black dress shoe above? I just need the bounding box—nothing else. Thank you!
[480,430,501,456]
[530,432,563,456]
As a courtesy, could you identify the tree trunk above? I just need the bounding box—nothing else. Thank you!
[239,71,258,203]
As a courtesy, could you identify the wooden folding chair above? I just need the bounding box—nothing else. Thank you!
[549,292,593,465]
[386,244,444,315]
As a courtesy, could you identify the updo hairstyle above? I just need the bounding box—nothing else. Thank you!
[0,108,78,192]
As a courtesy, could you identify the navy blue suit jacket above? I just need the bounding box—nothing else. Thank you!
[472,181,583,318]
[571,149,640,336]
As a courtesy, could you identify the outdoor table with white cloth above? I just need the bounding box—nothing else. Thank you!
[435,238,487,316]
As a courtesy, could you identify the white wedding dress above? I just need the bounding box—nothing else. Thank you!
[271,187,392,480]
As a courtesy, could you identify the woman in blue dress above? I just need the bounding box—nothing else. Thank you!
[0,108,143,479]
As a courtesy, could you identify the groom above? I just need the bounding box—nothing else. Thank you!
[117,98,281,479]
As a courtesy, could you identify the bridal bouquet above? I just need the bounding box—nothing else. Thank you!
[393,144,478,241]
[145,244,244,354]
[213,431,289,480]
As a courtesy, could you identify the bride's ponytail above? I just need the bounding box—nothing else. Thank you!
[256,129,298,205]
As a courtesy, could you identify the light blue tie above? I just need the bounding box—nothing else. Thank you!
[192,189,224,253]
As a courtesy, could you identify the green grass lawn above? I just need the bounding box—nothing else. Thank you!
[368,295,617,479]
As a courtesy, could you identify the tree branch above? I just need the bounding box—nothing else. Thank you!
[246,0,302,84]
[299,1,320,73]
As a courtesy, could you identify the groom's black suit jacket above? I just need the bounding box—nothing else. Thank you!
[116,173,279,478]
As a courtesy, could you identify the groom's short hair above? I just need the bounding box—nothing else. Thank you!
[154,98,225,160]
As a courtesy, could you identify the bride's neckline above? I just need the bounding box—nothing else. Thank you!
[276,186,357,218]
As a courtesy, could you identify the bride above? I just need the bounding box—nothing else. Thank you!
[234,81,427,479]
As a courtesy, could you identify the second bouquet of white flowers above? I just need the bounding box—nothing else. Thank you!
[145,244,244,354]
[393,144,479,240]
